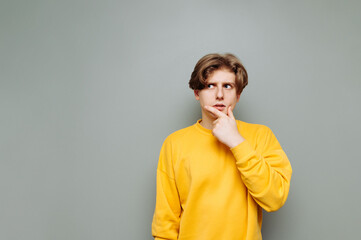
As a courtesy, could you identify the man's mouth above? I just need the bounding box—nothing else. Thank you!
[213,104,226,111]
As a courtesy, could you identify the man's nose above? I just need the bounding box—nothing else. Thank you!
[216,87,224,99]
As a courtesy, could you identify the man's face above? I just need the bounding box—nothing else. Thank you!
[194,69,240,121]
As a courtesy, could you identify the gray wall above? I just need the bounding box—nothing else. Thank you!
[1,0,360,239]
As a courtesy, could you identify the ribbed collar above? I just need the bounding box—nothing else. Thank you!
[194,119,213,136]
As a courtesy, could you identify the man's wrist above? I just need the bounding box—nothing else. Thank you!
[228,135,245,149]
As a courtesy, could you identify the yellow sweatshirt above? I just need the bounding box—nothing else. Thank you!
[152,120,292,240]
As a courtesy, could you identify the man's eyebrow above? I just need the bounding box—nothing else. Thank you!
[223,82,236,85]
[206,81,235,84]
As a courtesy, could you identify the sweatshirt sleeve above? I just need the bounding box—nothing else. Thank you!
[230,126,292,212]
[152,137,181,240]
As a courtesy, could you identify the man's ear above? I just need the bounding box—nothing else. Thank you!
[194,90,200,100]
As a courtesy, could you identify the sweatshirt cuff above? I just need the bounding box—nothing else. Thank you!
[230,140,255,165]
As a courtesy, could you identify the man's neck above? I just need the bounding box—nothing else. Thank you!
[199,117,214,130]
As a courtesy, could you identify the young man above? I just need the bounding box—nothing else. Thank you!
[152,53,292,240]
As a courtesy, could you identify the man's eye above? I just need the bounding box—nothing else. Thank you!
[207,84,214,88]
[224,84,232,89]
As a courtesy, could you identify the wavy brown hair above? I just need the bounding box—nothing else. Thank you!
[188,53,248,95]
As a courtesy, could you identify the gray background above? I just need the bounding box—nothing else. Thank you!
[1,0,360,239]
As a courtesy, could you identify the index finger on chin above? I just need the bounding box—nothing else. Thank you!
[204,106,225,118]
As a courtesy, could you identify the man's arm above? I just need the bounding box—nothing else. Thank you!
[152,137,181,240]
[204,106,292,212]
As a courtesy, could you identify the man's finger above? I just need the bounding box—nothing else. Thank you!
[227,106,235,119]
[204,106,227,118]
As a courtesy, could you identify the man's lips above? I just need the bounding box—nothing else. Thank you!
[213,104,226,111]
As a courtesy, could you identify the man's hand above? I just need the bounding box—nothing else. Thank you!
[204,106,245,148]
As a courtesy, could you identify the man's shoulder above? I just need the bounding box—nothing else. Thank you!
[163,123,196,144]
[236,119,270,130]
[236,120,272,135]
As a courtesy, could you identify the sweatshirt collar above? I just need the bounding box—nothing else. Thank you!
[194,119,213,136]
